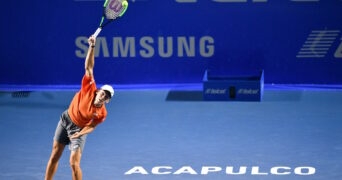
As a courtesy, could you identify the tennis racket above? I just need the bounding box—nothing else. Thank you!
[93,0,128,38]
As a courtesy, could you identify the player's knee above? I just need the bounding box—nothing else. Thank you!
[69,153,81,170]
[50,154,61,163]
[50,148,63,163]
[69,160,81,170]
[50,141,64,158]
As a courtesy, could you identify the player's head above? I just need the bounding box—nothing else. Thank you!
[94,84,114,105]
[100,84,114,99]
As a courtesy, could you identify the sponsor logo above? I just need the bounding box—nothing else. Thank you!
[297,29,342,58]
[238,88,259,94]
[205,88,259,95]
[205,88,226,94]
[124,166,316,176]
[75,36,215,59]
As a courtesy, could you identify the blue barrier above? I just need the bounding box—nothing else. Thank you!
[203,70,264,101]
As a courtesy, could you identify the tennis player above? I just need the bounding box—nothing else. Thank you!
[45,35,114,180]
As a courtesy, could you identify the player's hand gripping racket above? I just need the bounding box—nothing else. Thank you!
[93,0,128,38]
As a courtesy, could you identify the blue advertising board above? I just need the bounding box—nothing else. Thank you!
[203,70,264,101]
[0,0,342,88]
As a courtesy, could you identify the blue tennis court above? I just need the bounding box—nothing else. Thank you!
[1,86,341,180]
[1,1,342,180]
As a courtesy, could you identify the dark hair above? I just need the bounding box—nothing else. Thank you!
[103,90,112,99]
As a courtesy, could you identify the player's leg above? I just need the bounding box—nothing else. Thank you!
[45,141,66,180]
[70,148,83,180]
[69,133,87,180]
[45,112,70,180]
[66,112,87,180]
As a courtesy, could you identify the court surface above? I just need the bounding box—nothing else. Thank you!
[0,86,342,180]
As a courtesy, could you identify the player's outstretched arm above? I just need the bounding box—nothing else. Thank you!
[85,35,96,77]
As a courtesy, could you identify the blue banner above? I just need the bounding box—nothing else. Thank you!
[1,0,342,87]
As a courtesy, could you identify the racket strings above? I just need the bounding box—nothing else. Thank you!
[104,0,126,20]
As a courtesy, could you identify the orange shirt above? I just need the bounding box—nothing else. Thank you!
[68,75,107,128]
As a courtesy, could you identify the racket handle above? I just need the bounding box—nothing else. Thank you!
[93,27,102,38]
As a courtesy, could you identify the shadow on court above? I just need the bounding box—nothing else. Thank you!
[166,90,203,101]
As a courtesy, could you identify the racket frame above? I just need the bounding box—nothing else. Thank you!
[93,0,128,38]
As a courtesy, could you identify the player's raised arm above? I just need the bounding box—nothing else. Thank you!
[85,35,96,77]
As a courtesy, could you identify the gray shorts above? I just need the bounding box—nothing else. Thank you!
[54,110,87,152]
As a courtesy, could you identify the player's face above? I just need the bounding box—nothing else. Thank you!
[94,90,110,105]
